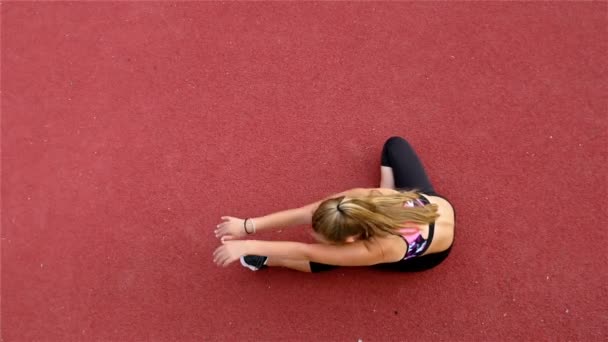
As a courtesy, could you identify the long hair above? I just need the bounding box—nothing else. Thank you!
[311,190,439,243]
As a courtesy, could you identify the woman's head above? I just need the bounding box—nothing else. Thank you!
[311,191,439,244]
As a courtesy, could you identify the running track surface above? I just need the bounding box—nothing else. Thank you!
[2,3,607,341]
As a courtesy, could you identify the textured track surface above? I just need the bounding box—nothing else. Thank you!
[2,2,607,341]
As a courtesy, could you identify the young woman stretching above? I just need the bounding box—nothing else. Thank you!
[213,136,455,273]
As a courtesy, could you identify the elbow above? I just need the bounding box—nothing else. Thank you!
[297,244,314,261]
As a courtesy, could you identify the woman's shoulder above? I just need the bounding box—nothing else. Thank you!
[347,187,402,197]
[422,195,455,219]
[364,234,408,263]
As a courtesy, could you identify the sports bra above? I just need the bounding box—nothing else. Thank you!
[398,195,435,260]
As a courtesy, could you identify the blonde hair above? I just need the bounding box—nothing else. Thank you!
[311,190,439,243]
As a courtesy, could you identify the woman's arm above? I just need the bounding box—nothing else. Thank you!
[250,207,310,233]
[216,188,374,238]
[254,188,372,231]
[244,240,386,266]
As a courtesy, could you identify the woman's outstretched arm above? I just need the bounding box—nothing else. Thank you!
[215,188,372,238]
[213,238,387,268]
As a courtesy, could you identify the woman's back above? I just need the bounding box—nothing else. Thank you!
[364,188,455,266]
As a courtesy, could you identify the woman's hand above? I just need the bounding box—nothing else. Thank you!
[213,239,249,267]
[215,216,246,239]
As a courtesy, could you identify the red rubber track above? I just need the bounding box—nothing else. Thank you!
[2,2,607,341]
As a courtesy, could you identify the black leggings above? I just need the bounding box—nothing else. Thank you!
[310,136,451,273]
[381,136,437,196]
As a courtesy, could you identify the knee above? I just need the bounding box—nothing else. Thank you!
[384,136,410,151]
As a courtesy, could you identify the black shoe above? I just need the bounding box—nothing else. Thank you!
[240,255,268,271]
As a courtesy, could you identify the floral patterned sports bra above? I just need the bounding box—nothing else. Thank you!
[399,195,435,260]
